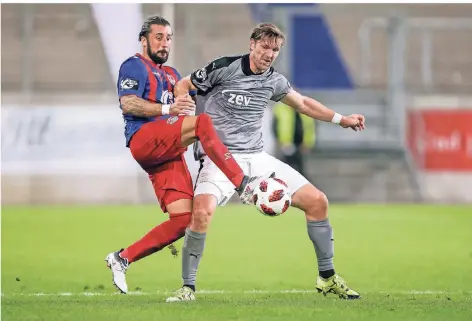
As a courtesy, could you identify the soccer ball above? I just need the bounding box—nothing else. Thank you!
[252,177,291,216]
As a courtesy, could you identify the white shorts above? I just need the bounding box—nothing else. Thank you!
[194,151,310,206]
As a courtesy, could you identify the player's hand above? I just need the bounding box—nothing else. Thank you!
[340,114,365,131]
[170,94,196,115]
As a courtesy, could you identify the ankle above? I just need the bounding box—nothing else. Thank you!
[319,269,335,279]
[184,284,196,292]
[236,175,249,194]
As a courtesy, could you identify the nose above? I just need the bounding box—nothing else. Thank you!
[161,38,170,48]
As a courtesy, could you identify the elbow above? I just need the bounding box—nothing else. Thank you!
[121,103,131,114]
[119,95,135,114]
[295,96,309,113]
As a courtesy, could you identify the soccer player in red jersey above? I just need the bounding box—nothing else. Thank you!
[105,16,264,294]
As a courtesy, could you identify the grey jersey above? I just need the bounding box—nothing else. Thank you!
[191,54,291,159]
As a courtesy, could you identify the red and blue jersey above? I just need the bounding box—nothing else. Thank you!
[117,53,182,147]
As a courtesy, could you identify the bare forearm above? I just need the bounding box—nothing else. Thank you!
[296,96,335,122]
[174,76,197,97]
[281,90,358,128]
[120,95,163,117]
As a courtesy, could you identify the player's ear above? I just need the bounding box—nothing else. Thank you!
[250,39,255,52]
[141,36,147,48]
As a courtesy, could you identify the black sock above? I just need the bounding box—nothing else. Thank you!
[184,284,196,292]
[319,269,335,279]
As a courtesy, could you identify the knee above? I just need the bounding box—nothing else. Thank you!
[306,190,329,220]
[196,113,214,136]
[316,190,329,210]
[190,205,214,232]
[197,113,213,127]
[195,114,214,136]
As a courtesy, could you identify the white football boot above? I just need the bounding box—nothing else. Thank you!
[104,249,129,294]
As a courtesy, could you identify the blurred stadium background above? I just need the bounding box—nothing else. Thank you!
[2,2,472,205]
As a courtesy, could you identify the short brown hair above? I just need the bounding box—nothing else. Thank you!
[250,23,285,43]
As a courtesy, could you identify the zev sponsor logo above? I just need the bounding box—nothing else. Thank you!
[222,89,254,107]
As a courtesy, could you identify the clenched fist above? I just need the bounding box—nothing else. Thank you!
[340,114,366,132]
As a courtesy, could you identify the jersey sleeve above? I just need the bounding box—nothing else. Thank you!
[190,57,232,94]
[271,73,292,102]
[117,58,147,98]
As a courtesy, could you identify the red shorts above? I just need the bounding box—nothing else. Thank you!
[129,116,193,212]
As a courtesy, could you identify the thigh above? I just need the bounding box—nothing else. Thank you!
[148,154,194,213]
[194,155,250,206]
[130,116,187,169]
[251,152,310,196]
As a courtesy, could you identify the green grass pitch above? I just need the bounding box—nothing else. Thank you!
[2,204,472,320]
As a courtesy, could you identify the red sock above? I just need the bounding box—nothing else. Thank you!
[120,212,191,264]
[195,113,245,188]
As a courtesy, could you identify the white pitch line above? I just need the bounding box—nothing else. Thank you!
[2,290,471,297]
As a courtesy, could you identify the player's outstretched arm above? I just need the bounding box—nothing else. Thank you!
[120,94,195,117]
[281,89,365,131]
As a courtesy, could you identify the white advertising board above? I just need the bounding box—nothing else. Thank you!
[1,105,274,188]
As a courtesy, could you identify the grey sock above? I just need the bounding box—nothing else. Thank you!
[182,228,206,287]
[307,218,334,272]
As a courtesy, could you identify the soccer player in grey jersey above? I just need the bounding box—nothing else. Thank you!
[166,23,365,302]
